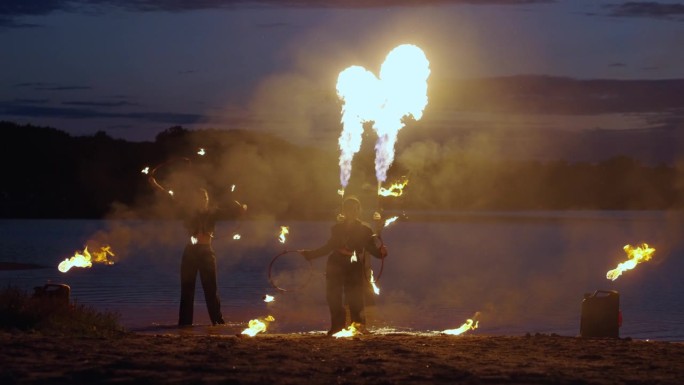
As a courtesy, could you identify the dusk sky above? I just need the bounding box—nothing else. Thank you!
[2,0,683,162]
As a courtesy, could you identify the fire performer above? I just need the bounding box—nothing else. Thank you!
[299,196,387,336]
[149,179,247,327]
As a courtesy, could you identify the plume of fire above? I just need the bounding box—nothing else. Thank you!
[606,243,655,281]
[278,226,289,244]
[336,44,429,192]
[442,319,479,336]
[336,66,383,191]
[263,294,275,303]
[372,44,430,184]
[332,322,363,338]
[58,245,115,273]
[378,179,408,197]
[241,315,275,337]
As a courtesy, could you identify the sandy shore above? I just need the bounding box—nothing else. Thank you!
[2,329,683,385]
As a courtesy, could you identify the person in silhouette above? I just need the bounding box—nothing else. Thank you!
[149,178,246,326]
[299,196,387,335]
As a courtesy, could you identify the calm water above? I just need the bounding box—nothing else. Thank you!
[1,211,683,341]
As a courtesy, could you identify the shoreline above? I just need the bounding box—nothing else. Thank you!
[2,331,683,384]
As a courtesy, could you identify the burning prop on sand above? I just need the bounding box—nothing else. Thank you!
[58,245,115,273]
[606,243,655,281]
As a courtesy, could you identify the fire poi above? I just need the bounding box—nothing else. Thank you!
[58,245,115,273]
[267,226,313,292]
[606,243,655,281]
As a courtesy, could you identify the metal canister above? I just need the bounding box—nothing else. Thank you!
[580,290,620,338]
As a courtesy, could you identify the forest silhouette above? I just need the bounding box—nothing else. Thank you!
[1,120,682,220]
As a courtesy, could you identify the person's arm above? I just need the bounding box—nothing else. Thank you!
[365,228,388,259]
[299,227,337,260]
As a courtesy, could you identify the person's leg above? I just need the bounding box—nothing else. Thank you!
[345,267,366,327]
[179,245,198,326]
[197,247,224,325]
[326,261,346,335]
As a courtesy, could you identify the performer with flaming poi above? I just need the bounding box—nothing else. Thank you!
[299,196,388,336]
[148,176,247,327]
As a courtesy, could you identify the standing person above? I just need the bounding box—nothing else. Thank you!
[299,196,387,335]
[149,179,246,326]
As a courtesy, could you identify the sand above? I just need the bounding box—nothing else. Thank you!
[2,329,683,385]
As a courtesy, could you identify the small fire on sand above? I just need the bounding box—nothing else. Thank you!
[606,243,655,281]
[332,322,364,338]
[58,245,115,273]
[241,315,275,337]
[442,318,479,336]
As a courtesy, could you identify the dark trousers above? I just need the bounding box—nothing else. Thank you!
[326,255,366,333]
[178,244,224,326]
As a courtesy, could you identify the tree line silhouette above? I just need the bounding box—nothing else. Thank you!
[0,121,681,219]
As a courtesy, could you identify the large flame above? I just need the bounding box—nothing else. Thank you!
[58,245,115,273]
[442,319,479,336]
[336,44,429,190]
[336,66,383,190]
[241,315,275,337]
[373,44,430,184]
[606,243,655,281]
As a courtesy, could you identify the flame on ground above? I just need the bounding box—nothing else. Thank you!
[606,243,655,281]
[332,322,364,338]
[141,166,150,174]
[197,148,205,156]
[58,245,115,273]
[241,315,275,337]
[233,233,241,240]
[350,250,357,263]
[442,319,479,336]
[263,295,275,303]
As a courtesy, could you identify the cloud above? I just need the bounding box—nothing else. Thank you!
[13,82,93,91]
[0,0,551,27]
[62,100,138,107]
[0,101,203,125]
[431,75,684,115]
[605,2,684,20]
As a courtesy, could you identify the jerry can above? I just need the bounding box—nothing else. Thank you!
[580,290,621,338]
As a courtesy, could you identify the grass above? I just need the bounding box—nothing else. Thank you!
[0,285,127,337]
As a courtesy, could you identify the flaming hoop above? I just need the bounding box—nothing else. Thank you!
[145,156,192,196]
[267,250,313,292]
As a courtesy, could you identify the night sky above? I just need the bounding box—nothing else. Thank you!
[1,0,683,162]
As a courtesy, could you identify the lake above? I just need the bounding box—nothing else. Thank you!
[1,211,682,341]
